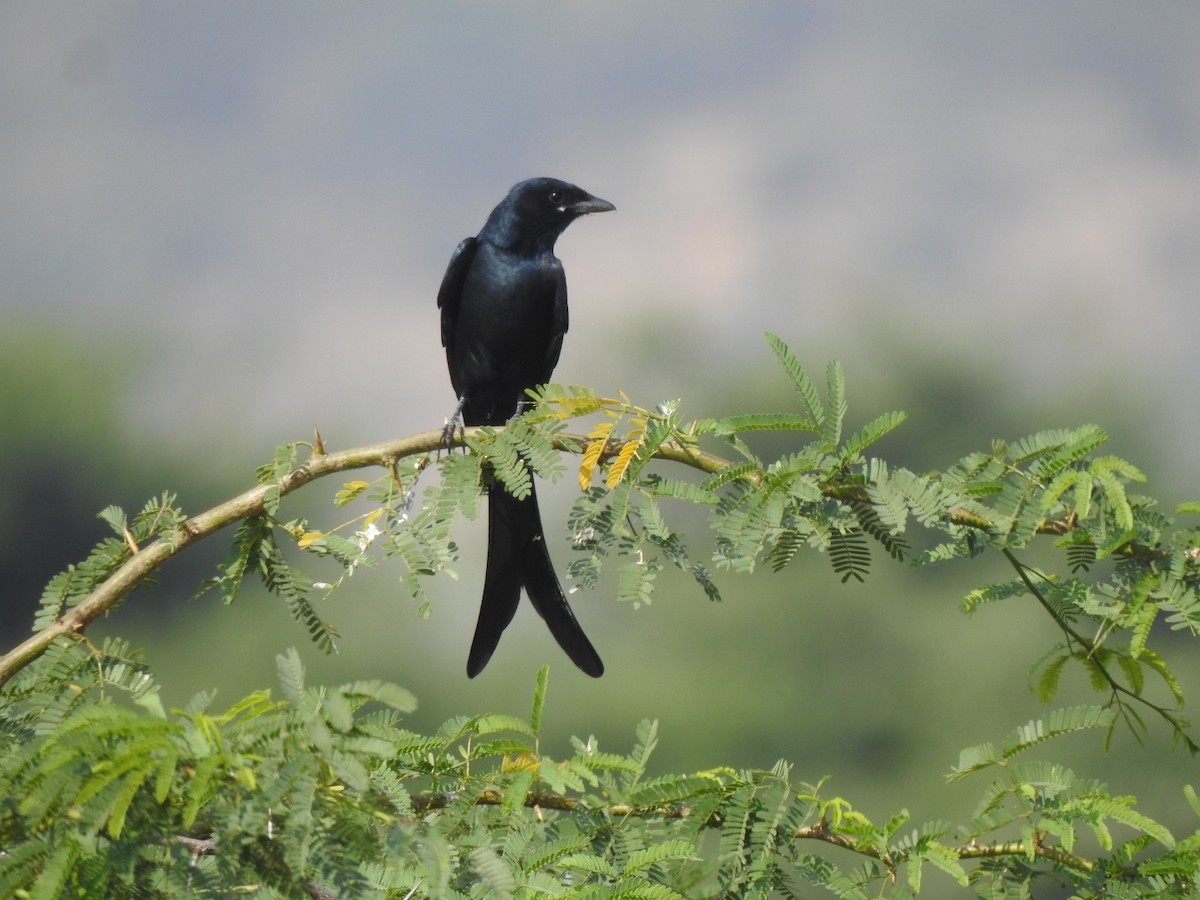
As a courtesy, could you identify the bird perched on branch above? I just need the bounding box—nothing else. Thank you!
[438,177,615,677]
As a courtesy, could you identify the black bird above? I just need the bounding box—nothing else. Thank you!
[438,177,614,677]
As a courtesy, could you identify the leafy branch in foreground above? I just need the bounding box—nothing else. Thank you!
[2,660,1197,897]
[4,334,1199,753]
[3,331,1200,896]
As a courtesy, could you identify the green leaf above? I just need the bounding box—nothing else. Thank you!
[712,413,819,435]
[702,462,763,491]
[821,360,846,447]
[829,528,871,583]
[621,839,696,876]
[559,852,617,877]
[468,846,515,892]
[765,331,824,428]
[1036,653,1070,704]
[333,480,371,507]
[276,647,307,705]
[840,411,907,461]
[948,742,999,781]
[1001,706,1116,760]
[1092,797,1174,849]
[530,665,549,737]
[96,505,128,537]
[961,580,1026,614]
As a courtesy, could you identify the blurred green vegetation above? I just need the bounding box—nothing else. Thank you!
[5,314,1199,864]
[0,322,241,651]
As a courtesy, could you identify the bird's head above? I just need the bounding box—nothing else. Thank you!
[482,177,615,252]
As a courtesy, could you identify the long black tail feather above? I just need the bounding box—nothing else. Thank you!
[466,481,603,677]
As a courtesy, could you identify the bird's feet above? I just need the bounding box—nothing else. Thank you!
[440,397,467,455]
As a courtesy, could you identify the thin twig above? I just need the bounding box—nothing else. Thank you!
[1002,549,1190,743]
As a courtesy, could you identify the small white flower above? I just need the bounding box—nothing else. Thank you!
[356,522,382,551]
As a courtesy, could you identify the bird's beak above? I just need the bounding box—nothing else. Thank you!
[570,195,616,215]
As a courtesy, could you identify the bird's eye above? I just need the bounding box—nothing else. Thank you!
[548,190,564,205]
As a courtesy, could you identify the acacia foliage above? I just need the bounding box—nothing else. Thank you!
[3,333,1200,896]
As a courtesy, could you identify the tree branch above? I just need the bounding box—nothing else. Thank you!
[0,424,1164,690]
[411,788,1099,877]
[0,431,446,688]
[1003,549,1194,747]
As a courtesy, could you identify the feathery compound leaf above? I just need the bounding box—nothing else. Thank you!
[606,438,641,489]
[275,648,307,705]
[257,440,301,484]
[713,413,818,435]
[96,505,128,537]
[530,665,550,736]
[961,580,1027,614]
[626,774,723,809]
[891,466,955,527]
[462,428,527,499]
[558,853,618,878]
[1128,600,1157,661]
[510,417,567,482]
[438,448,484,521]
[1009,425,1108,469]
[333,480,371,508]
[1041,468,1085,513]
[522,834,597,874]
[865,481,910,534]
[840,410,907,462]
[262,539,336,654]
[622,840,697,877]
[703,462,763,491]
[34,568,80,630]
[1092,797,1174,849]
[853,503,910,562]
[258,442,301,514]
[338,679,418,713]
[625,719,659,786]
[617,556,661,608]
[1139,648,1185,706]
[1001,706,1116,759]
[766,527,806,572]
[527,382,605,420]
[639,474,718,505]
[765,331,825,427]
[1094,465,1135,531]
[468,846,515,892]
[948,742,1000,781]
[197,515,272,605]
[579,420,613,490]
[1090,453,1146,484]
[829,528,871,583]
[822,360,847,446]
[1036,653,1071,704]
[1063,535,1097,572]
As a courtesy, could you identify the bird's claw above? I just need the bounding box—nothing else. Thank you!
[440,419,463,454]
[440,397,467,456]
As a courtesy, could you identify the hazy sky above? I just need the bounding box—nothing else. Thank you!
[3,3,1198,462]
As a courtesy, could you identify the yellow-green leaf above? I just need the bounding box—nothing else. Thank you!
[297,531,323,549]
[334,480,370,507]
[606,440,640,489]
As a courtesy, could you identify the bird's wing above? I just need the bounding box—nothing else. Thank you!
[437,237,479,357]
[542,259,569,381]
